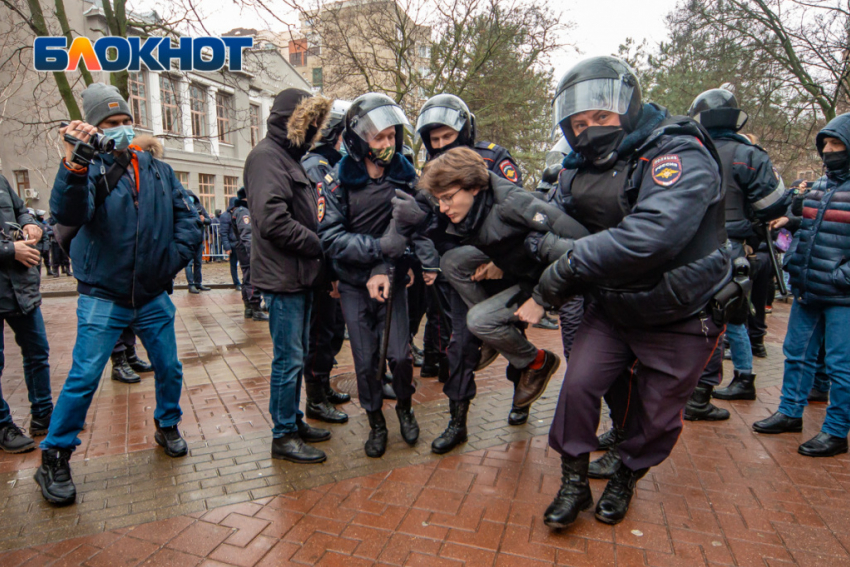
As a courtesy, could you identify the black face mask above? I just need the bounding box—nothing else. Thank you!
[429,138,463,159]
[823,150,850,173]
[573,126,626,165]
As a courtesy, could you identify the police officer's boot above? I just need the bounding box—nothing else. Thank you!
[684,383,730,421]
[751,337,768,358]
[382,372,397,400]
[322,375,351,405]
[251,304,269,321]
[597,423,624,451]
[589,425,625,479]
[365,410,388,458]
[111,352,141,384]
[305,381,348,424]
[243,302,253,318]
[420,351,440,378]
[476,344,499,371]
[395,398,419,446]
[543,454,594,529]
[594,465,649,524]
[125,346,153,373]
[713,370,757,401]
[431,400,469,454]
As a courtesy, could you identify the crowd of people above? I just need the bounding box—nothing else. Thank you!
[0,55,846,533]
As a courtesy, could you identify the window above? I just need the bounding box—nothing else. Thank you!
[418,45,430,59]
[13,170,29,196]
[128,72,149,128]
[312,67,323,89]
[160,76,181,134]
[289,38,308,66]
[224,176,238,202]
[249,104,261,147]
[174,171,189,190]
[198,174,215,213]
[189,84,207,137]
[216,92,234,144]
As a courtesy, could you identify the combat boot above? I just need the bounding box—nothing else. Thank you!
[597,423,624,451]
[751,337,767,358]
[684,383,730,421]
[713,370,757,401]
[125,345,153,373]
[395,398,419,445]
[595,465,648,524]
[30,410,52,437]
[420,351,440,378]
[305,381,348,424]
[111,352,140,384]
[589,425,625,479]
[543,454,594,529]
[431,400,469,454]
[243,303,253,318]
[154,420,188,457]
[508,405,529,425]
[475,344,499,371]
[323,378,351,404]
[365,410,388,458]
[35,448,76,505]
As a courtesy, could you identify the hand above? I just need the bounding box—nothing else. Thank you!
[367,274,391,302]
[471,262,503,282]
[60,120,98,166]
[407,268,415,287]
[423,271,438,286]
[391,189,427,235]
[770,217,789,230]
[537,255,576,308]
[14,238,40,267]
[22,224,43,242]
[514,298,545,325]
[226,249,231,256]
[378,220,407,259]
[329,281,340,299]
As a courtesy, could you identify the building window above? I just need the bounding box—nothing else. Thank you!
[249,104,261,147]
[289,38,308,66]
[174,171,189,190]
[160,76,181,134]
[418,45,430,59]
[13,170,29,197]
[312,67,323,89]
[198,174,215,213]
[128,72,149,128]
[189,84,207,138]
[224,176,238,202]
[216,92,234,144]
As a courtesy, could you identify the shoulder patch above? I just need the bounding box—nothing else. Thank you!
[242,216,251,224]
[324,174,333,184]
[651,155,682,187]
[317,195,326,222]
[499,160,519,184]
[319,160,328,166]
[772,166,781,182]
[488,143,496,150]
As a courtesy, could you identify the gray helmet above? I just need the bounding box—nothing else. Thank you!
[318,100,351,147]
[415,94,476,157]
[687,88,748,131]
[342,93,411,162]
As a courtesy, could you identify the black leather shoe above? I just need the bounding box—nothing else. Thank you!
[306,400,348,424]
[533,315,559,330]
[111,352,140,384]
[432,400,469,455]
[808,388,829,403]
[30,411,52,437]
[595,465,648,524]
[297,418,331,442]
[188,285,200,294]
[420,352,440,378]
[411,342,424,367]
[476,344,499,372]
[382,374,396,400]
[198,285,211,291]
[753,411,802,434]
[325,385,351,405]
[514,351,560,408]
[252,310,270,321]
[713,371,756,401]
[271,433,326,463]
[798,432,849,457]
[0,423,35,453]
[365,410,388,458]
[35,448,76,505]
[597,424,623,451]
[234,284,242,292]
[508,405,529,426]
[126,346,154,373]
[684,384,730,421]
[154,421,188,457]
[544,454,594,529]
[395,398,419,445]
[588,449,622,479]
[751,339,768,358]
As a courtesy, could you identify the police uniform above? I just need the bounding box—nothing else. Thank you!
[231,199,262,311]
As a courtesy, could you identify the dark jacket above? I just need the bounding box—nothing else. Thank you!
[244,89,331,294]
[786,114,850,305]
[49,135,202,307]
[231,200,252,249]
[0,175,41,316]
[185,190,212,242]
[219,196,238,252]
[301,144,343,187]
[475,141,524,187]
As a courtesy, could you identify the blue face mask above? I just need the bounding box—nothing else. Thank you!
[102,125,136,150]
[339,141,348,157]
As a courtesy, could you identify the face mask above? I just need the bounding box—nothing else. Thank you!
[369,146,395,167]
[823,150,850,173]
[339,142,348,157]
[573,126,625,164]
[102,125,135,151]
[429,138,462,159]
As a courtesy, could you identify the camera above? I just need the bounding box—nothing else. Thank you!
[60,121,115,166]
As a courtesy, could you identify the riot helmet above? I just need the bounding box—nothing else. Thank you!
[401,144,415,163]
[545,135,572,168]
[415,94,476,157]
[342,93,411,163]
[687,88,748,131]
[318,100,351,147]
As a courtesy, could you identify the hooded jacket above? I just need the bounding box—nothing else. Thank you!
[219,196,239,252]
[0,174,41,316]
[244,89,332,294]
[786,113,850,305]
[49,134,202,307]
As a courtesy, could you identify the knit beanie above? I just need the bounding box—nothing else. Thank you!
[81,83,132,127]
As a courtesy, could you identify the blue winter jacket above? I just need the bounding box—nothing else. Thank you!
[49,136,202,307]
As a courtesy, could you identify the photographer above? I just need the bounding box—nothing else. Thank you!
[36,83,202,506]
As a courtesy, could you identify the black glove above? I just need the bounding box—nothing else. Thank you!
[525,232,574,265]
[379,219,407,259]
[534,251,579,308]
[391,189,428,236]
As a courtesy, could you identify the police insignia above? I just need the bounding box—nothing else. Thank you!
[651,155,683,187]
[324,174,333,184]
[243,216,250,224]
[317,182,323,195]
[317,196,326,222]
[499,160,518,183]
[772,166,781,181]
[532,212,548,225]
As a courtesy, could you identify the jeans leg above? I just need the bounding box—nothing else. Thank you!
[820,305,850,438]
[441,246,492,308]
[778,301,825,419]
[726,323,753,373]
[230,252,241,285]
[41,296,129,450]
[466,285,539,369]
[132,293,183,427]
[193,247,203,285]
[267,292,309,437]
[812,343,830,393]
[0,321,11,427]
[6,308,53,418]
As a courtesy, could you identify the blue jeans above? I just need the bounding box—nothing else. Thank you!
[0,308,52,426]
[812,343,830,393]
[778,301,850,437]
[267,291,312,437]
[41,293,183,450]
[726,323,753,373]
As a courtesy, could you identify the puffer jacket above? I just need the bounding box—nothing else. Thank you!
[0,174,41,316]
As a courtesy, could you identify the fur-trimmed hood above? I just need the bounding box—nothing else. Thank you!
[267,88,332,161]
[129,134,164,159]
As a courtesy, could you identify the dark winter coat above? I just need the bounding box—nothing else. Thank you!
[0,174,41,316]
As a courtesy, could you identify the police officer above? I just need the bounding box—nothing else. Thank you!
[231,188,268,322]
[683,88,790,415]
[301,100,351,424]
[534,56,730,529]
[218,197,242,291]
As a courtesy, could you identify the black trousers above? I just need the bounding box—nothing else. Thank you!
[184,245,203,286]
[229,251,241,286]
[235,244,260,308]
[748,250,772,342]
[338,280,415,412]
[442,284,482,401]
[303,287,346,392]
[50,241,69,270]
[408,262,427,342]
[111,327,137,355]
[423,281,452,357]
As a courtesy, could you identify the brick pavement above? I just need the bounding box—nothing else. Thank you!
[2,293,847,566]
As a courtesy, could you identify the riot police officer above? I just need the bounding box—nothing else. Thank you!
[232,188,269,322]
[534,56,731,529]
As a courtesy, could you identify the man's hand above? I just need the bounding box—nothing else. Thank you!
[367,274,391,302]
[471,262,503,282]
[330,281,340,299]
[22,224,43,242]
[423,271,438,286]
[14,238,41,267]
[60,120,98,166]
[391,189,427,236]
[514,298,545,325]
[770,217,790,231]
[406,268,415,288]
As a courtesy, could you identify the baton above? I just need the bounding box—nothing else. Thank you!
[765,232,789,297]
[375,263,396,383]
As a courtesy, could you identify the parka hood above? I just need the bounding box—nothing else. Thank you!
[267,88,332,161]
[816,113,850,156]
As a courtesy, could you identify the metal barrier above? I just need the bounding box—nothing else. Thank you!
[203,224,228,261]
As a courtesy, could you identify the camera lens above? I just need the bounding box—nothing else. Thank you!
[90,133,115,153]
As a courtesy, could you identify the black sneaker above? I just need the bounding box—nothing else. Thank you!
[0,423,35,453]
[154,421,188,457]
[35,448,76,505]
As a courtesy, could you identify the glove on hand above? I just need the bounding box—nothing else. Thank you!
[535,252,579,308]
[379,219,407,260]
[391,189,428,236]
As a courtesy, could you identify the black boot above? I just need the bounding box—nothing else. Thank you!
[431,400,469,454]
[595,465,649,524]
[411,342,424,367]
[798,431,849,457]
[588,449,622,479]
[543,454,594,529]
[0,422,35,453]
[475,344,499,371]
[808,388,830,403]
[508,405,529,426]
[296,418,331,442]
[753,411,802,434]
[420,352,440,378]
[35,448,76,505]
[382,373,397,400]
[154,420,188,457]
[597,423,623,451]
[111,352,141,384]
[244,304,253,318]
[395,398,420,445]
[272,432,327,463]
[713,371,757,401]
[365,410,388,458]
[684,383,730,421]
[751,338,768,358]
[125,346,153,373]
[30,411,52,437]
[305,381,348,424]
[252,307,269,321]
[325,383,351,405]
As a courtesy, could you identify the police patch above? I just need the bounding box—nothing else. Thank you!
[317,195,326,222]
[651,155,682,187]
[773,166,781,181]
[242,216,250,224]
[499,160,518,183]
